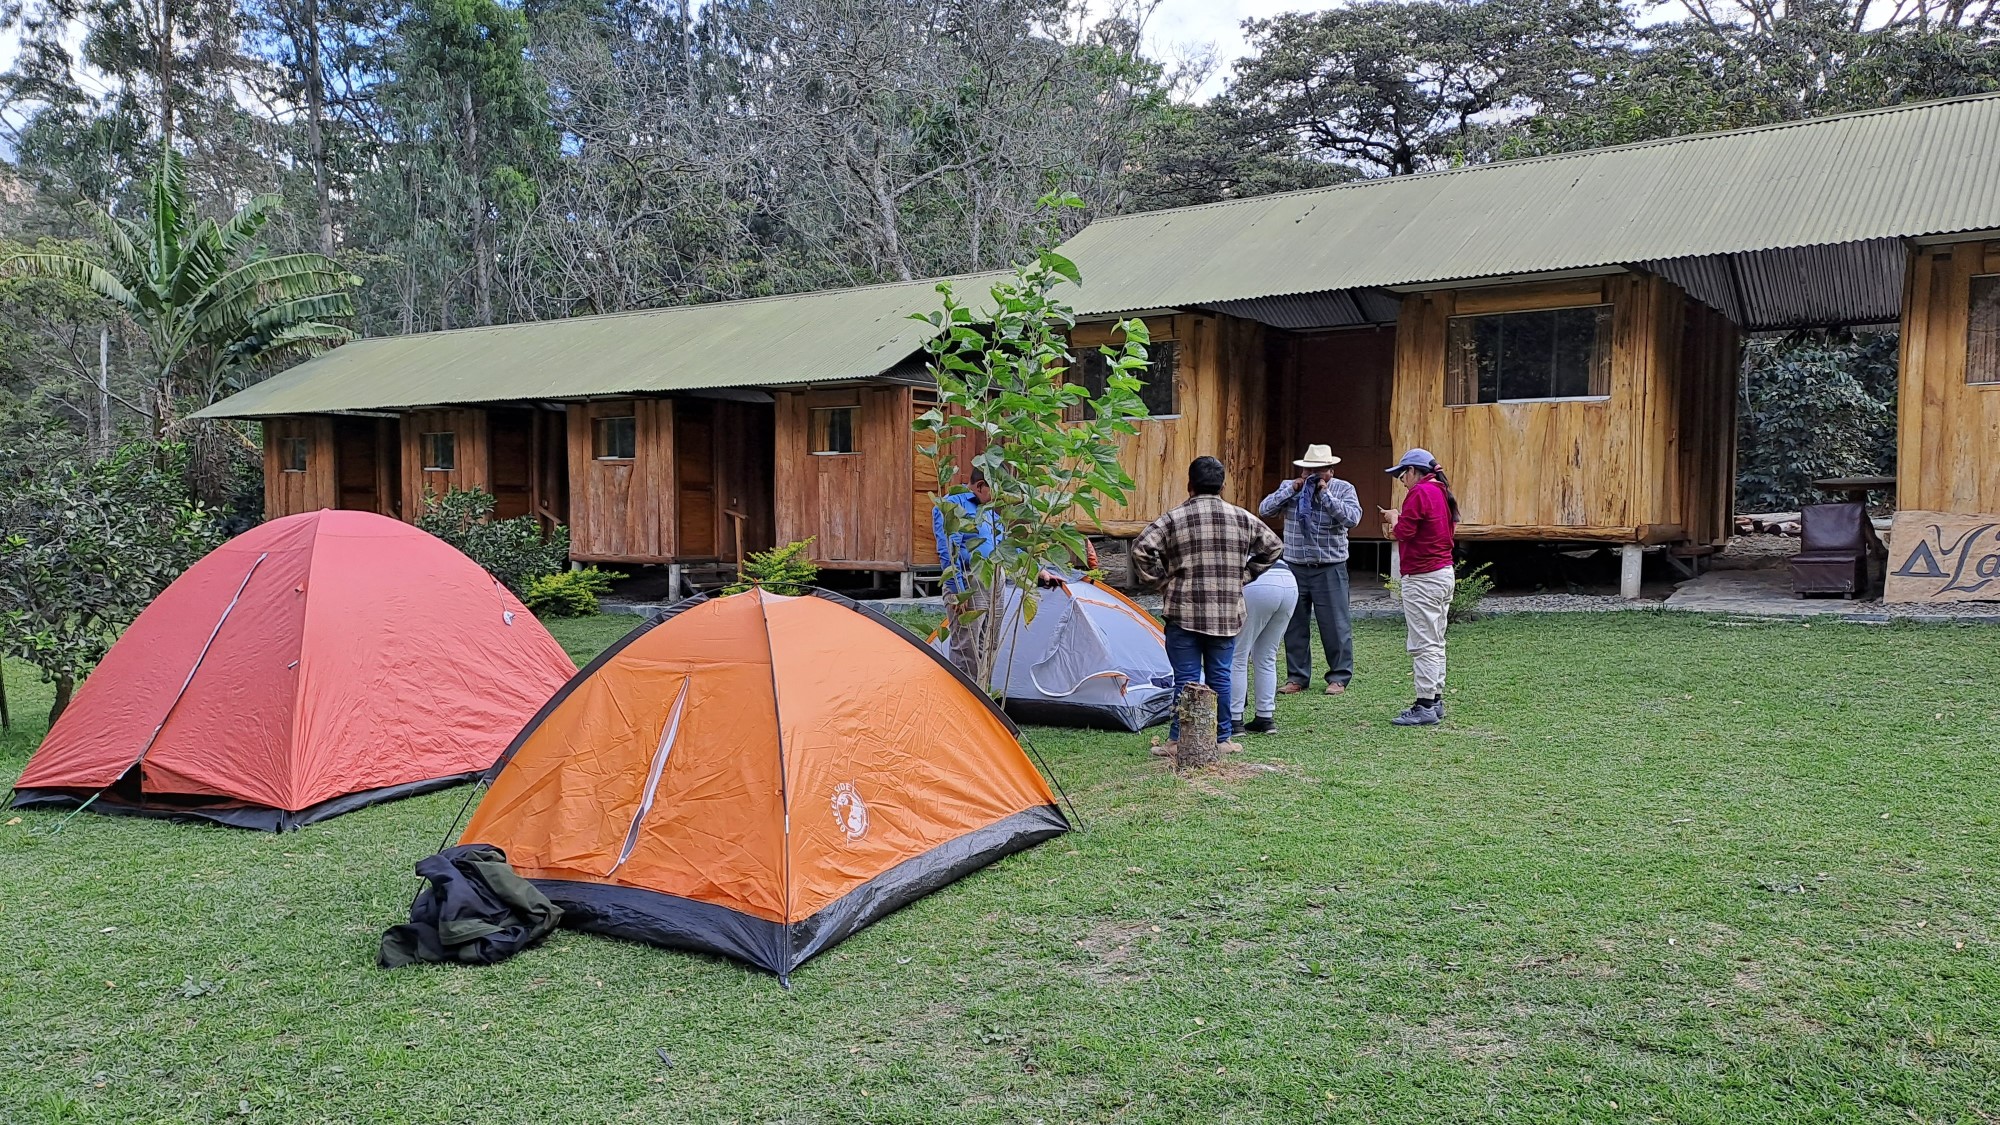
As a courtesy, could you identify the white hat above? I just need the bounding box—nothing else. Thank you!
[1293,444,1340,469]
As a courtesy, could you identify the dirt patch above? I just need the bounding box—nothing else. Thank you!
[1069,920,1157,985]
[1389,1012,1524,1065]
[1173,757,1296,797]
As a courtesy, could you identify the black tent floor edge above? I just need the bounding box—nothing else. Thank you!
[7,771,485,832]
[530,803,1071,976]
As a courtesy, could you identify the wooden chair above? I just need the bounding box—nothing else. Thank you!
[1790,502,1876,598]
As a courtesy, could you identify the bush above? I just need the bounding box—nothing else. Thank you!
[522,568,616,618]
[1448,562,1495,622]
[726,538,819,596]
[413,488,570,594]
[1388,561,1494,623]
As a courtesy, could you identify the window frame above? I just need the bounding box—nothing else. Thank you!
[810,405,860,455]
[1968,273,2000,387]
[1444,302,1614,406]
[1064,339,1181,422]
[421,431,457,472]
[279,436,309,473]
[593,414,638,460]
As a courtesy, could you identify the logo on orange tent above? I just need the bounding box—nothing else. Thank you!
[831,782,869,842]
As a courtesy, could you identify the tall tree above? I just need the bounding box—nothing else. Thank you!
[1228,0,1633,177]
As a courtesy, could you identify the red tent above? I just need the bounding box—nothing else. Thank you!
[9,510,577,830]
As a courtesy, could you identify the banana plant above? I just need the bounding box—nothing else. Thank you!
[2,147,360,432]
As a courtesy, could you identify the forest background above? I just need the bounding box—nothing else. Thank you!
[1,0,1995,514]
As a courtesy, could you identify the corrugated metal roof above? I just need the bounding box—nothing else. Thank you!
[1058,93,2000,317]
[196,272,1007,418]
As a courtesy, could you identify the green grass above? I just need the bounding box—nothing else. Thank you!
[3,612,1998,1123]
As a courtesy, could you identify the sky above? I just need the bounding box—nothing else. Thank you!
[1141,0,1333,98]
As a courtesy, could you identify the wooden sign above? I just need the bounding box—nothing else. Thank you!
[1884,510,2000,603]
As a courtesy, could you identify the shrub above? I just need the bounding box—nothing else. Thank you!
[1387,561,1494,623]
[414,488,570,594]
[522,568,616,618]
[726,538,819,596]
[1448,562,1495,622]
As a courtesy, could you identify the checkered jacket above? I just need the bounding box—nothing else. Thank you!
[1130,494,1285,636]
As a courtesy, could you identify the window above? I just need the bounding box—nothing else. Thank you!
[280,437,308,473]
[1065,340,1180,420]
[1445,304,1612,405]
[812,406,858,454]
[1970,274,2000,386]
[593,415,637,459]
[421,431,456,471]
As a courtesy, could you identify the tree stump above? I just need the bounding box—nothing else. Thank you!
[1174,684,1219,772]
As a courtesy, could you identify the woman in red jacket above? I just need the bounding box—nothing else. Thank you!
[1379,449,1460,727]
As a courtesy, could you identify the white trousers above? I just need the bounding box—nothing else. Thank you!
[1400,567,1454,699]
[1231,567,1300,721]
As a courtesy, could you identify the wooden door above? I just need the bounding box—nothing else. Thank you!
[815,455,864,561]
[675,399,718,559]
[1273,327,1397,527]
[334,418,380,513]
[488,409,535,520]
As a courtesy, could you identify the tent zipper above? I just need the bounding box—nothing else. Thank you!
[611,678,689,874]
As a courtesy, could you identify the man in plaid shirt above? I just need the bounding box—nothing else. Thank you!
[1131,456,1285,750]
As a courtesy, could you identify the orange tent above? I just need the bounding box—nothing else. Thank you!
[9,511,577,830]
[460,588,1070,979]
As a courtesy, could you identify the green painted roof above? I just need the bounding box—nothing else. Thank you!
[196,272,1006,418]
[1059,93,2000,316]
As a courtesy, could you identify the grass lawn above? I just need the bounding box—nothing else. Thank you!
[3,612,1997,1123]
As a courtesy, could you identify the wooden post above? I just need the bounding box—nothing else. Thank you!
[724,508,746,581]
[667,563,685,600]
[899,571,916,599]
[1174,684,1220,772]
[1619,544,1644,600]
[1388,543,1402,585]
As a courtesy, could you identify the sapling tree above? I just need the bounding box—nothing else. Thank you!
[0,438,220,722]
[914,194,1152,691]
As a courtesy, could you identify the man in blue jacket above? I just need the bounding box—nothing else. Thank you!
[933,470,999,674]
[1260,444,1363,696]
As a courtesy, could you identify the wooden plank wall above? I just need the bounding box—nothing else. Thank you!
[1673,298,1742,545]
[1075,313,1269,536]
[774,385,916,569]
[1388,273,1723,544]
[263,416,336,516]
[1899,241,2000,515]
[567,398,676,563]
[400,408,491,518]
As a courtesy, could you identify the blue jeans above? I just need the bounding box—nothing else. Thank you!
[1164,623,1235,743]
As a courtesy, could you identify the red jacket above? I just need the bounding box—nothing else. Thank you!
[1394,478,1456,576]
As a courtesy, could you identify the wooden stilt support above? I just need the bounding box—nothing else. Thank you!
[667,563,686,600]
[899,571,916,599]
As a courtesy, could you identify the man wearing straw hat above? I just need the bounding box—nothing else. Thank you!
[1259,444,1363,696]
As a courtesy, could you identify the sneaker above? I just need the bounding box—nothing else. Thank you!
[1391,701,1441,726]
[1324,681,1347,696]
[1151,741,1177,758]
[1218,741,1245,754]
[1277,681,1306,695]
[1244,716,1278,735]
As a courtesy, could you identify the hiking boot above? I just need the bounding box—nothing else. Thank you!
[1391,701,1441,726]
[1324,681,1347,696]
[1244,716,1278,735]
[1151,741,1177,758]
[1218,740,1245,754]
[1278,681,1305,695]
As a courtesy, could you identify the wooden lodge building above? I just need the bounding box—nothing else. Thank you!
[202,94,2000,598]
